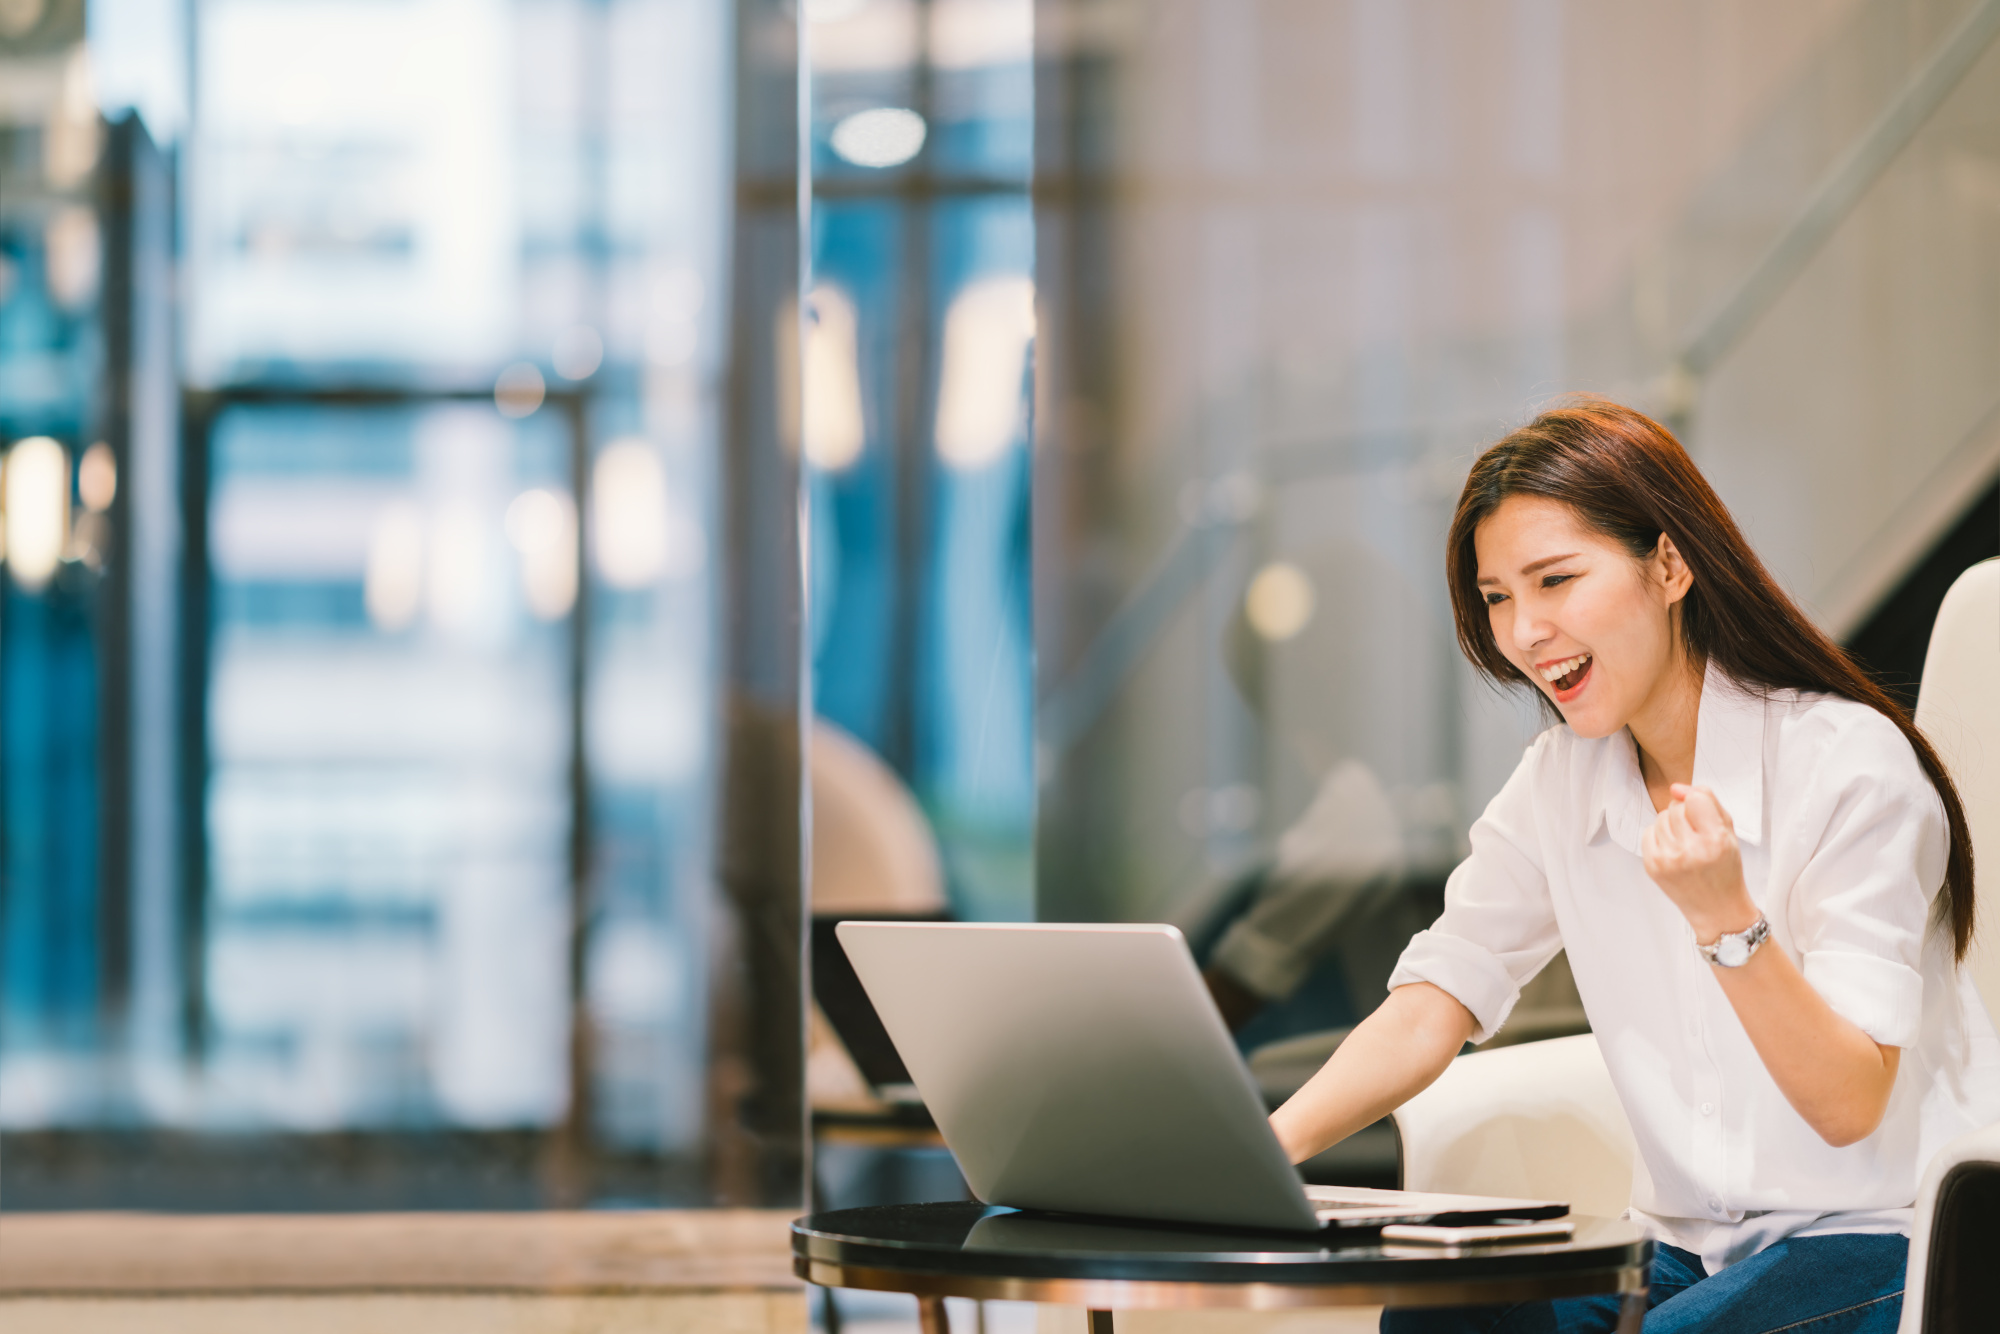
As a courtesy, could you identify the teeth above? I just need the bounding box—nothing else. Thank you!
[1541,653,1591,683]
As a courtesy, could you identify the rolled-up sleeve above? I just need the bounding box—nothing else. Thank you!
[1387,737,1563,1043]
[1790,720,1943,1049]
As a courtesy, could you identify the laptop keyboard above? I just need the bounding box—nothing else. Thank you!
[1304,1185,1411,1206]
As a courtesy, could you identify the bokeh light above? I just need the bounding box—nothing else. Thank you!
[78,441,117,513]
[778,286,866,470]
[505,487,578,620]
[592,441,671,589]
[4,436,70,591]
[830,107,927,168]
[934,276,1034,469]
[364,499,424,632]
[494,363,546,418]
[1245,561,1315,642]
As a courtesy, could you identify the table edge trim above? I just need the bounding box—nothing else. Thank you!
[796,1257,1648,1310]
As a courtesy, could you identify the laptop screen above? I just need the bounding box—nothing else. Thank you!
[811,912,948,1090]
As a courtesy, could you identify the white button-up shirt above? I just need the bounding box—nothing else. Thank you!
[1389,667,2000,1271]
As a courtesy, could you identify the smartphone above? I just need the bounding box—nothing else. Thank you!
[1380,1219,1576,1246]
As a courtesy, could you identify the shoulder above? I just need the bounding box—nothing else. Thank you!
[1769,690,1937,810]
[1512,719,1620,796]
[1771,690,1915,761]
[1512,721,1576,781]
[1524,718,1620,766]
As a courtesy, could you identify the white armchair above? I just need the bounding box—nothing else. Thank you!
[1911,556,2000,1027]
[1896,556,2000,1334]
[1392,1032,1636,1220]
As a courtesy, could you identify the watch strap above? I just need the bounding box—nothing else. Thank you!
[1698,914,1770,968]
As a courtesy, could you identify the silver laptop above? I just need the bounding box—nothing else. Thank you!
[836,921,1566,1234]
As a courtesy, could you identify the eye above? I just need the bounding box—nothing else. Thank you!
[1540,573,1574,589]
[1483,591,1508,606]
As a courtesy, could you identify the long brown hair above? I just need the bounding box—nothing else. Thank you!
[1446,396,1977,961]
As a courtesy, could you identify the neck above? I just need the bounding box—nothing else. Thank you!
[1630,654,1704,794]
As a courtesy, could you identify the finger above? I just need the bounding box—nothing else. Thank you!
[1690,787,1740,841]
[1679,787,1722,834]
[1649,818,1681,866]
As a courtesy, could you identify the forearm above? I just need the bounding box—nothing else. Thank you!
[1268,982,1476,1164]
[1645,785,1901,1147]
[1712,940,1900,1146]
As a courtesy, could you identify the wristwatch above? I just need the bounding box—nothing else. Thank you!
[1697,915,1770,968]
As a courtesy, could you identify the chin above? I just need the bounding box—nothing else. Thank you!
[1546,687,1623,739]
[1558,708,1624,740]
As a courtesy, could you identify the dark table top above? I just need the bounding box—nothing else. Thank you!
[793,1201,1653,1310]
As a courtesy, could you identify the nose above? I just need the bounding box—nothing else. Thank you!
[1510,602,1552,656]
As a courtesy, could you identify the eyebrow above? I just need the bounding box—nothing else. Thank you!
[1477,552,1582,585]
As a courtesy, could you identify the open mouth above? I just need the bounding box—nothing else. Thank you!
[1540,652,1593,696]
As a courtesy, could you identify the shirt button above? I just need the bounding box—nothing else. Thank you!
[1701,1102,1714,1116]
[1708,1198,1722,1212]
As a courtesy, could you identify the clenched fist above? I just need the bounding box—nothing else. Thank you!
[1640,783,1760,944]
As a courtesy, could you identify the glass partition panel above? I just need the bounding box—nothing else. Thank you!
[802,0,1034,1226]
[203,400,573,1130]
[805,0,1035,927]
[1030,0,2000,1065]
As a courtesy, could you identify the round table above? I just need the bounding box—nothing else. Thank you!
[793,1201,1653,1333]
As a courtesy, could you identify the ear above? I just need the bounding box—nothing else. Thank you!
[1653,532,1694,606]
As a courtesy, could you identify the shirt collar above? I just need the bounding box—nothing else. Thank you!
[1586,661,1766,853]
[1586,727,1651,855]
[1691,663,1766,847]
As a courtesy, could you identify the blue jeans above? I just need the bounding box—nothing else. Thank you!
[1381,1231,1906,1334]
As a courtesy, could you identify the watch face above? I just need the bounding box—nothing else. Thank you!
[1717,935,1750,967]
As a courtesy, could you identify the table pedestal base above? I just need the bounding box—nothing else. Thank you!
[915,1295,1117,1331]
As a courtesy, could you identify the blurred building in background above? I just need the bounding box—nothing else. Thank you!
[0,0,755,1205]
[0,6,122,1094]
[177,0,732,1166]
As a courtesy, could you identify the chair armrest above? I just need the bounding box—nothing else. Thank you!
[1898,1122,2000,1334]
[1392,1033,1636,1219]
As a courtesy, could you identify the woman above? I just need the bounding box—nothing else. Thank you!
[1269,399,2000,1334]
